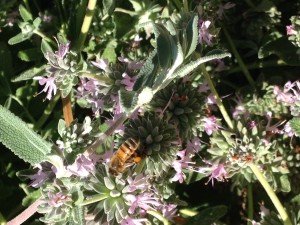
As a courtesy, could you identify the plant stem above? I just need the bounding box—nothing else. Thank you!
[222,28,256,89]
[147,210,171,225]
[200,64,234,130]
[80,194,109,206]
[33,30,57,47]
[183,0,188,12]
[247,183,254,225]
[114,8,137,16]
[6,197,42,225]
[249,163,292,225]
[74,0,97,51]
[61,93,73,127]
[86,113,128,153]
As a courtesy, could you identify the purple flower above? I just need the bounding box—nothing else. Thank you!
[121,73,137,91]
[91,58,109,71]
[206,94,217,105]
[28,164,52,188]
[124,174,151,193]
[121,217,148,225]
[283,121,296,137]
[198,20,214,46]
[206,163,228,186]
[67,154,97,177]
[33,76,57,100]
[186,137,201,155]
[125,192,161,214]
[170,150,196,183]
[273,85,294,104]
[202,116,221,135]
[198,81,210,93]
[48,191,69,207]
[286,25,297,36]
[118,57,143,70]
[159,204,178,220]
[46,37,70,64]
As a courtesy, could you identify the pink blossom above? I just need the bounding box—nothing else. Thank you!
[125,193,161,214]
[186,137,201,155]
[124,174,151,193]
[273,85,294,103]
[202,116,221,135]
[206,94,217,105]
[206,163,228,186]
[53,37,70,60]
[67,154,97,177]
[198,81,210,93]
[198,20,214,46]
[121,73,137,91]
[286,25,297,36]
[121,217,148,225]
[159,204,178,220]
[118,57,143,70]
[283,121,296,137]
[28,164,52,188]
[91,58,109,71]
[34,76,57,100]
[170,150,196,183]
[48,192,69,207]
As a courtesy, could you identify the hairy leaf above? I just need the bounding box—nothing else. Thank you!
[133,50,159,91]
[171,50,231,80]
[8,32,33,45]
[103,0,116,15]
[19,4,33,22]
[119,90,138,114]
[41,38,53,56]
[11,64,47,82]
[0,105,52,164]
[185,14,199,58]
[154,23,173,69]
[290,117,300,137]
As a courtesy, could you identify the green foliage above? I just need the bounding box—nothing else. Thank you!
[187,205,228,225]
[290,117,300,137]
[0,105,51,164]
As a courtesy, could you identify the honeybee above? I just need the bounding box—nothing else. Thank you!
[109,138,141,176]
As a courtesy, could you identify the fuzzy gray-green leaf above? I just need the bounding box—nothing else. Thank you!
[19,5,33,22]
[171,50,231,80]
[290,117,300,137]
[0,105,52,164]
[133,50,159,91]
[185,14,198,58]
[119,90,138,114]
[155,23,173,69]
[8,32,33,45]
[11,64,47,82]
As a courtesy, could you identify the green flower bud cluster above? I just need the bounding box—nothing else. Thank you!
[122,112,178,176]
[56,117,99,164]
[151,80,206,140]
